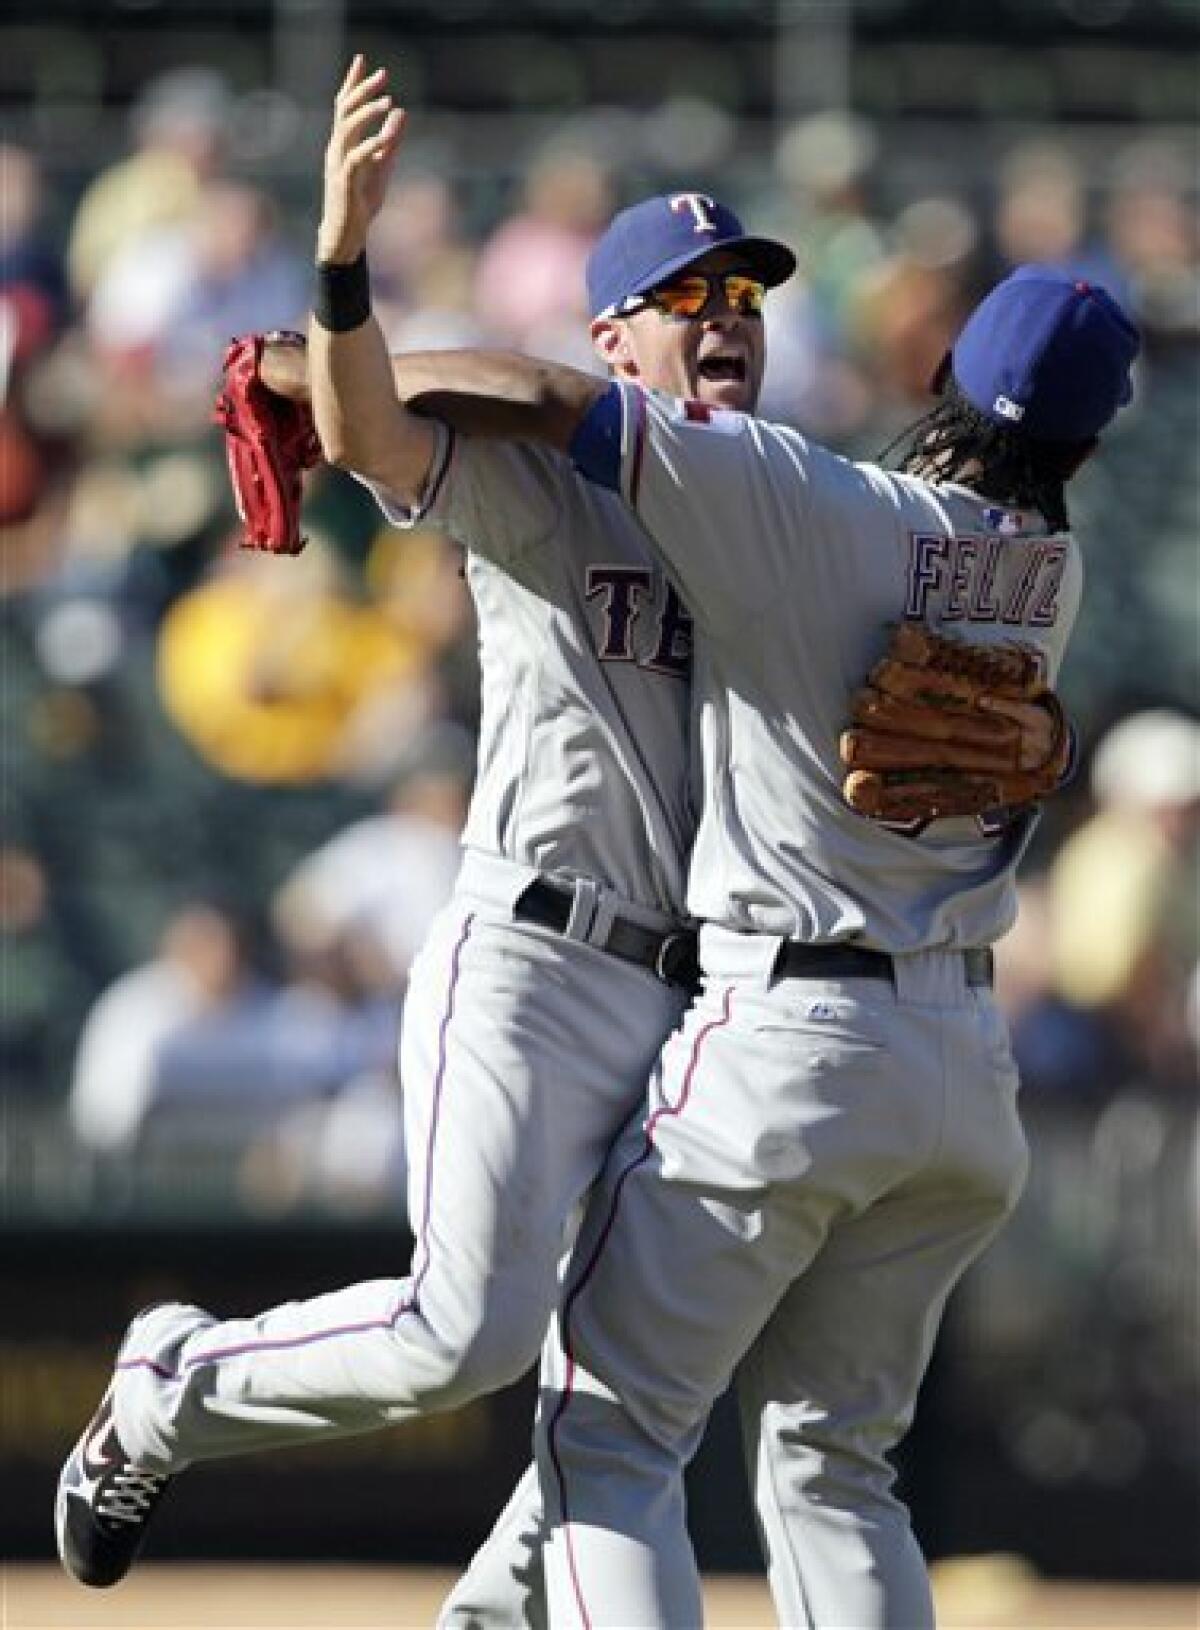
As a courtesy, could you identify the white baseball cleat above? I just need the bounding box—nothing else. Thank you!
[55,1382,171,1588]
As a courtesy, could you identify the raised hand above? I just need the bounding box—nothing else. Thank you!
[316,55,406,265]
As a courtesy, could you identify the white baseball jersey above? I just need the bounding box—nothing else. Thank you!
[526,383,1076,1628]
[370,426,696,915]
[572,383,1082,949]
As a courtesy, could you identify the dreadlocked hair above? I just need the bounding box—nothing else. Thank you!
[882,376,1091,534]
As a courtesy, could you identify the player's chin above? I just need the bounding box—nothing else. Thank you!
[693,377,756,413]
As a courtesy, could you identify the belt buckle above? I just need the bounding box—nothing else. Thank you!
[654,931,699,990]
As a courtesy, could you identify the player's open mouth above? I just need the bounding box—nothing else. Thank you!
[697,355,747,382]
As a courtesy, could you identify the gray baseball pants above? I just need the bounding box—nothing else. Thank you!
[524,927,1027,1629]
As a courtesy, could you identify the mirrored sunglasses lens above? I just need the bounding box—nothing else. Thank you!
[725,276,766,314]
[655,279,709,317]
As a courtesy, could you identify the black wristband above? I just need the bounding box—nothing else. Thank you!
[313,252,371,333]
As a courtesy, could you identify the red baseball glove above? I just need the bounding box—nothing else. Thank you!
[840,622,1072,822]
[213,331,322,556]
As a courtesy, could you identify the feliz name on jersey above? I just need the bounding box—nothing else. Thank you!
[905,526,1069,629]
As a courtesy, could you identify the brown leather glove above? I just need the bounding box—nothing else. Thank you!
[840,622,1072,822]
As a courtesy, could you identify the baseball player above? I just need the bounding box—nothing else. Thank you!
[55,55,814,1622]
[259,66,1139,1630]
[394,296,1137,1625]
[374,229,1138,1628]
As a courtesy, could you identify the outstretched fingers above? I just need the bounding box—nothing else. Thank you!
[342,115,404,173]
[339,72,387,120]
[372,106,407,164]
[338,54,384,101]
[335,94,393,152]
[331,57,406,156]
[317,56,409,261]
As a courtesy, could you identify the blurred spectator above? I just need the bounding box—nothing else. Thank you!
[473,143,611,364]
[370,172,485,351]
[0,842,89,1097]
[147,939,396,1122]
[1,144,68,339]
[67,67,231,304]
[273,729,472,995]
[771,111,886,343]
[155,538,438,785]
[351,520,479,766]
[18,447,224,622]
[69,899,253,1153]
[846,251,973,429]
[239,1066,407,1217]
[991,139,1130,308]
[141,900,403,1211]
[1047,710,1200,1095]
[161,181,309,392]
[758,269,826,431]
[892,195,980,284]
[994,880,1120,1102]
[0,386,51,526]
[69,892,402,1176]
[2,145,70,525]
[1104,138,1200,348]
[763,111,887,434]
[87,179,309,404]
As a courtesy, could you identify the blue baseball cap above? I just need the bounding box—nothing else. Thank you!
[587,193,796,319]
[951,264,1140,442]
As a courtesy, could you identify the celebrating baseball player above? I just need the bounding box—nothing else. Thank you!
[55,54,838,1626]
[507,287,1135,1624]
[290,63,1135,1629]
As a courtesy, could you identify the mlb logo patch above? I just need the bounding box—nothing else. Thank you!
[984,506,1024,535]
[681,399,741,433]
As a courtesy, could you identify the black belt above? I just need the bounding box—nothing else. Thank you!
[774,941,993,987]
[513,878,699,989]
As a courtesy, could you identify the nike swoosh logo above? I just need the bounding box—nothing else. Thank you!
[80,1419,118,1481]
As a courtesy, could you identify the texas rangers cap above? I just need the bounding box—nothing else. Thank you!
[951,264,1140,442]
[587,192,796,318]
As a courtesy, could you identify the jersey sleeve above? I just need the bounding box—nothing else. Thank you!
[362,425,564,565]
[569,382,819,628]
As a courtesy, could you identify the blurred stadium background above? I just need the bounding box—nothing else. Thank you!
[2,0,1197,1611]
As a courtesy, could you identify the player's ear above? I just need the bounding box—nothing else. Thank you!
[591,317,638,378]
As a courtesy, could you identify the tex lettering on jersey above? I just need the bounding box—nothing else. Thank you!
[585,566,692,677]
[905,532,1069,628]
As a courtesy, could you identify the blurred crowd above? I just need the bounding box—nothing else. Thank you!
[2,67,1197,1216]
